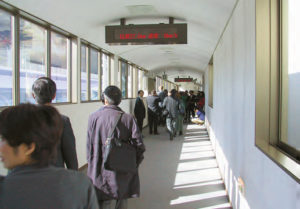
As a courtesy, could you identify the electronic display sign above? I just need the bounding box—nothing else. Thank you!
[105,23,187,45]
[174,77,193,82]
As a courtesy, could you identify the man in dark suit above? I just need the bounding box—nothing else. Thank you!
[134,90,146,133]
[32,77,78,170]
[146,90,161,135]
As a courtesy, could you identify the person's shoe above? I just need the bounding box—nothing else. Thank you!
[154,132,160,135]
[179,131,183,136]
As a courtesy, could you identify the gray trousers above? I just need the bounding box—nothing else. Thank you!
[166,117,177,135]
[99,199,128,209]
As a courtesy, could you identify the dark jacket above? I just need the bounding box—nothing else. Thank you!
[0,165,98,209]
[146,95,161,114]
[87,105,145,200]
[134,97,146,119]
[55,115,78,170]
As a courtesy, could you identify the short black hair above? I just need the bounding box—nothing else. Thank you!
[104,85,122,105]
[138,90,144,95]
[170,89,177,97]
[32,77,56,104]
[0,104,63,167]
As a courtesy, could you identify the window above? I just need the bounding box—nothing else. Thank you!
[80,44,102,102]
[0,9,13,106]
[208,58,214,108]
[120,60,127,98]
[138,68,142,90]
[279,0,300,153]
[51,31,69,103]
[255,0,299,181]
[127,64,132,98]
[0,5,73,106]
[90,48,99,101]
[20,18,46,104]
[80,44,88,101]
[156,76,161,92]
[101,52,109,91]
[142,71,148,96]
[132,65,138,98]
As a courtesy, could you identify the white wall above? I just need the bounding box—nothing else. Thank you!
[204,0,300,209]
[0,98,146,175]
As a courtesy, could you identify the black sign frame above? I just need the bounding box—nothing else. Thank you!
[105,23,187,45]
[174,78,193,82]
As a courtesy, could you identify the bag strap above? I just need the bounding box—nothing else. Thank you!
[108,112,123,139]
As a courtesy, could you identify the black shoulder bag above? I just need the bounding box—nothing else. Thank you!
[103,113,137,173]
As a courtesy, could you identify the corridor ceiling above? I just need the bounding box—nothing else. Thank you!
[4,0,237,77]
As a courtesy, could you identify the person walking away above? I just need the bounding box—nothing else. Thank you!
[163,89,179,140]
[134,90,146,133]
[176,92,185,136]
[181,91,188,123]
[32,77,78,170]
[0,104,98,209]
[158,87,167,126]
[87,86,145,209]
[184,90,191,122]
[146,90,161,135]
[189,90,197,118]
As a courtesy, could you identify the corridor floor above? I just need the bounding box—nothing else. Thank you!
[128,124,232,209]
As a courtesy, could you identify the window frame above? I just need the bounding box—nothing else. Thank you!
[49,30,72,104]
[208,57,214,108]
[119,59,128,99]
[255,0,299,182]
[0,4,75,107]
[80,41,102,102]
[127,63,133,98]
[101,51,111,92]
[0,8,15,107]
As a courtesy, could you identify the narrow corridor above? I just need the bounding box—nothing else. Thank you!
[128,124,232,209]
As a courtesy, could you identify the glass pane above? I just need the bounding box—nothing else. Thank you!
[0,10,13,106]
[90,48,99,100]
[280,0,300,150]
[142,71,148,96]
[81,45,87,101]
[138,69,142,90]
[101,53,109,91]
[121,61,127,98]
[128,65,132,98]
[51,32,68,103]
[20,19,46,103]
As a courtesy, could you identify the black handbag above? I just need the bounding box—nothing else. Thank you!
[103,113,137,173]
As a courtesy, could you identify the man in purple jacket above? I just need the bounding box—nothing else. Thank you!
[86,86,145,209]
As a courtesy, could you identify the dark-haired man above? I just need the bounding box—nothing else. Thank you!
[32,77,78,170]
[87,85,145,209]
[146,90,161,135]
[0,104,99,209]
[134,90,146,133]
[163,89,179,140]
